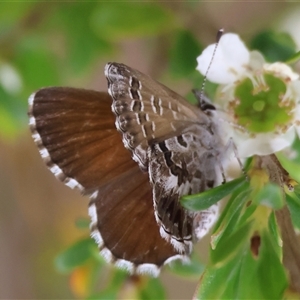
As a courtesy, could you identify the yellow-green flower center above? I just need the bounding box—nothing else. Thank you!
[234,74,293,133]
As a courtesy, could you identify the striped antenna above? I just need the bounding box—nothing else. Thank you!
[198,28,224,110]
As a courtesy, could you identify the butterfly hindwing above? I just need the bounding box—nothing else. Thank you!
[29,87,185,275]
[150,128,221,253]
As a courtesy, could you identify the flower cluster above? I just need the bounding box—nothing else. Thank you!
[197,33,300,158]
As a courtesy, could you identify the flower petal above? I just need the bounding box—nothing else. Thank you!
[196,33,250,84]
[264,62,299,81]
[233,126,296,158]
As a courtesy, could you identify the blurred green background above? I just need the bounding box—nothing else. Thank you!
[1,2,300,299]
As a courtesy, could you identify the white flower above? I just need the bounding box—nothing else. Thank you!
[196,33,250,85]
[196,33,300,158]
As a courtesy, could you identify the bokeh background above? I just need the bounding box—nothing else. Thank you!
[1,2,300,299]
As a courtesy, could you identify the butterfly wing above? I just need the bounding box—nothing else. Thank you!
[105,63,223,254]
[29,87,184,275]
[150,131,220,253]
[105,62,210,171]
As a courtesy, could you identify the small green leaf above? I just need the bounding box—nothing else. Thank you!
[253,182,285,209]
[196,257,242,300]
[212,189,251,249]
[197,229,287,299]
[277,152,300,183]
[168,252,204,277]
[268,212,282,257]
[109,269,128,289]
[291,136,300,164]
[87,270,128,299]
[139,278,166,300]
[55,238,97,273]
[213,181,251,232]
[285,50,300,64]
[286,192,300,230]
[256,231,287,299]
[210,221,252,265]
[181,176,246,211]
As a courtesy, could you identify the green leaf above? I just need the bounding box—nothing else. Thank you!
[256,231,287,299]
[168,252,204,277]
[87,270,128,300]
[276,152,300,183]
[196,258,237,300]
[286,192,300,230]
[285,50,300,64]
[139,278,166,300]
[210,221,252,265]
[169,30,202,78]
[109,269,128,289]
[268,212,282,258]
[212,188,252,249]
[235,230,286,299]
[253,182,285,209]
[290,136,300,164]
[197,229,287,299]
[91,3,175,40]
[55,238,98,273]
[250,31,297,62]
[181,177,246,211]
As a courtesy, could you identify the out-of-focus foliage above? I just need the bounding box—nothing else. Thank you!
[250,30,296,62]
[0,2,178,140]
[2,2,300,300]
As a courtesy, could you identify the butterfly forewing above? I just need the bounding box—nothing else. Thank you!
[105,63,210,170]
[29,87,185,275]
[29,88,135,192]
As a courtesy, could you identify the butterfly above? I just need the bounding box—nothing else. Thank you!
[28,62,225,276]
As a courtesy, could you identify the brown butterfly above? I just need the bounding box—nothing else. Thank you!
[28,62,225,276]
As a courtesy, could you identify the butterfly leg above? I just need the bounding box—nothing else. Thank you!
[222,137,246,180]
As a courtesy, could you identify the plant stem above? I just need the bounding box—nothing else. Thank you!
[256,154,300,294]
[275,206,300,294]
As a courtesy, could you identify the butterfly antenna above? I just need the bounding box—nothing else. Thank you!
[198,28,224,110]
